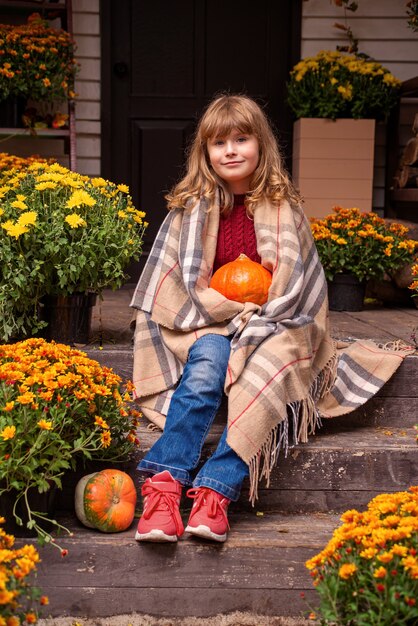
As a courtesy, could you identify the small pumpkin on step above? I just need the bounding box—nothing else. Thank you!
[210,253,272,306]
[75,469,137,532]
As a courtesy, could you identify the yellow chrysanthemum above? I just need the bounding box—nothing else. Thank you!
[17,211,37,227]
[373,566,388,579]
[94,415,109,430]
[391,544,408,557]
[36,172,65,182]
[337,84,353,100]
[377,551,393,564]
[49,163,69,173]
[37,419,53,431]
[11,199,28,210]
[91,177,107,188]
[66,189,96,209]
[101,431,112,448]
[65,213,87,228]
[1,221,29,239]
[1,401,14,412]
[0,425,16,440]
[117,183,129,193]
[61,177,83,189]
[16,391,35,405]
[0,588,16,604]
[360,547,378,559]
[338,563,357,579]
[35,181,57,190]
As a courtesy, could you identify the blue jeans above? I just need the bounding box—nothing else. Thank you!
[137,334,249,501]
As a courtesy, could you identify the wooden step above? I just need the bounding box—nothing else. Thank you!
[56,416,417,517]
[130,419,417,513]
[83,345,418,432]
[20,511,340,620]
[59,350,417,516]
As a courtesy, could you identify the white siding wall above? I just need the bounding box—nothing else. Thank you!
[301,0,418,211]
[72,0,100,176]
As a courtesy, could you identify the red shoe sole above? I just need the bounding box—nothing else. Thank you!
[185,523,227,542]
[135,529,178,542]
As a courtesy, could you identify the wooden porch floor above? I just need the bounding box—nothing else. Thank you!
[328,306,417,345]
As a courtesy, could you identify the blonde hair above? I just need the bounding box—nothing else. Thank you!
[166,93,300,215]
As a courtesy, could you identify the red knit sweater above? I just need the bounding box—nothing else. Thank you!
[213,195,261,272]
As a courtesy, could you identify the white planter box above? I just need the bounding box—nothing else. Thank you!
[292,118,376,219]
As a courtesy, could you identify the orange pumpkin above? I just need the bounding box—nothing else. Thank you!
[75,469,137,533]
[210,253,272,306]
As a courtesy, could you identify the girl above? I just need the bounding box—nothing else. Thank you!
[130,94,411,543]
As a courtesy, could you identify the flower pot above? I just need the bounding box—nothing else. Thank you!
[327,274,366,312]
[0,485,57,537]
[0,97,26,127]
[40,292,97,344]
[292,118,376,219]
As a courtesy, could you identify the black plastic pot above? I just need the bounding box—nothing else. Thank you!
[0,97,26,127]
[0,485,58,537]
[327,274,366,312]
[39,292,97,344]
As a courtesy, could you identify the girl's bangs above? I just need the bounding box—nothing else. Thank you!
[201,107,253,141]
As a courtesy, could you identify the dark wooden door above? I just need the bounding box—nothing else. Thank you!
[101,0,301,277]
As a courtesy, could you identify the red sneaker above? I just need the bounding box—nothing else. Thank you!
[185,487,230,542]
[135,471,184,542]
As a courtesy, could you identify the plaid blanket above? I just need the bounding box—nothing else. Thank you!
[131,196,413,501]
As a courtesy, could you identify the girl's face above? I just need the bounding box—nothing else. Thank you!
[206,129,259,194]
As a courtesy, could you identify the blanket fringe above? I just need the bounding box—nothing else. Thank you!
[248,351,338,505]
[377,339,413,352]
[315,348,338,398]
[146,422,162,432]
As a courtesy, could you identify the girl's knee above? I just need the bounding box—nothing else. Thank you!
[189,334,231,370]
